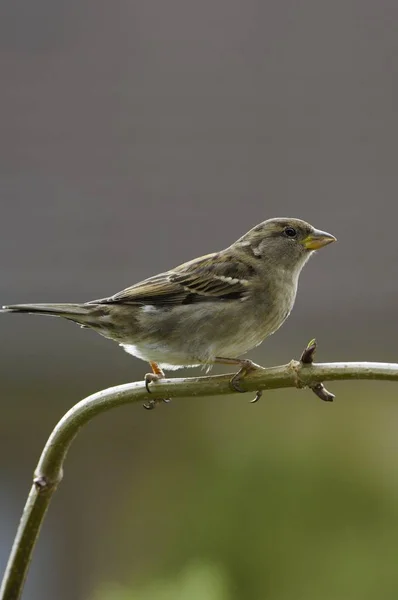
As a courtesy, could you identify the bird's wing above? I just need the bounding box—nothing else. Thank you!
[91,252,252,307]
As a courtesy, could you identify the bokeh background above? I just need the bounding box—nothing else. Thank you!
[1,1,398,599]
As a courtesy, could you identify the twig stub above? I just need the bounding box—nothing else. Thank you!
[300,338,317,364]
[300,339,335,402]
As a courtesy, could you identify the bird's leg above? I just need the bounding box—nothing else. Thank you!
[214,357,264,403]
[145,361,165,392]
[143,361,170,410]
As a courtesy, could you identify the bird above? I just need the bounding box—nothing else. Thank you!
[2,218,335,407]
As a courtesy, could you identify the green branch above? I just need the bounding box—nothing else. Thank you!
[1,349,398,599]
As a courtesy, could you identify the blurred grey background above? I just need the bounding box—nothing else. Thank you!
[1,1,398,599]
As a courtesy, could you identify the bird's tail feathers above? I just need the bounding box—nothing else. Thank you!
[1,303,102,324]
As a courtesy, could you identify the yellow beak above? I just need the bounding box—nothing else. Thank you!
[302,228,337,250]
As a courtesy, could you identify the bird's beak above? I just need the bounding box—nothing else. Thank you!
[302,229,337,250]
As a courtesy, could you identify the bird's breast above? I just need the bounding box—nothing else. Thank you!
[252,270,298,332]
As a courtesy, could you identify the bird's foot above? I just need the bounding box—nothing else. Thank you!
[143,362,171,409]
[230,359,259,392]
[215,357,264,403]
[144,371,163,394]
[143,397,171,410]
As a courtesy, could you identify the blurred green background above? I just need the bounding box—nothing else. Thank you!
[1,1,398,599]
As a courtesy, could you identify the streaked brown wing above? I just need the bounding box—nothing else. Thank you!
[98,273,187,305]
[91,253,251,307]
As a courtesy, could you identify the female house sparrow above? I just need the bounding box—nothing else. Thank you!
[2,218,335,399]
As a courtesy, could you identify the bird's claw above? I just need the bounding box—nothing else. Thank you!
[250,390,263,403]
[143,396,172,410]
[143,399,157,410]
[229,359,262,402]
[144,372,161,393]
[230,359,258,391]
[230,374,246,393]
[143,372,171,409]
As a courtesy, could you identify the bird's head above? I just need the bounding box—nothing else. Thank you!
[235,217,336,272]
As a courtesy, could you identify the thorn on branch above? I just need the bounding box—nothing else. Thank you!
[33,476,48,490]
[33,474,61,492]
[310,383,335,402]
[300,338,317,363]
[300,339,335,402]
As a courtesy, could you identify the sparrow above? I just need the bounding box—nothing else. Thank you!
[2,218,336,406]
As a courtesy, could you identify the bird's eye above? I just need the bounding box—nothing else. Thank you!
[284,227,297,238]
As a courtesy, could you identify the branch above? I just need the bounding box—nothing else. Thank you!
[2,344,398,600]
